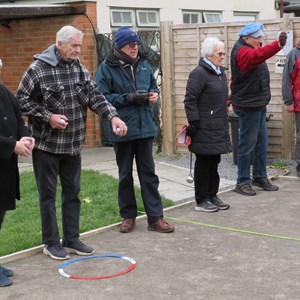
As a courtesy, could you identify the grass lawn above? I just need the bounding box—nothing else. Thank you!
[0,169,174,257]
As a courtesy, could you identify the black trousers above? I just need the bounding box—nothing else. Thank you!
[0,210,6,230]
[114,138,163,224]
[32,149,81,245]
[194,154,221,203]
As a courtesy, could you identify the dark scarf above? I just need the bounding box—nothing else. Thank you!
[114,48,138,65]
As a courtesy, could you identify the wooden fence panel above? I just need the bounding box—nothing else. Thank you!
[161,17,299,159]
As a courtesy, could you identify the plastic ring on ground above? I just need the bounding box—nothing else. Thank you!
[59,254,137,280]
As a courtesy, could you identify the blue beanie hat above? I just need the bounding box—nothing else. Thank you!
[115,27,140,50]
[238,23,265,37]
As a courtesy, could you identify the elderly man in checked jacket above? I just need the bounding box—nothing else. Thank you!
[17,25,127,261]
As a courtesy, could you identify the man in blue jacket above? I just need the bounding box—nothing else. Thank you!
[96,27,174,233]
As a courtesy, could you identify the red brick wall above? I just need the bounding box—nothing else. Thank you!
[0,1,101,147]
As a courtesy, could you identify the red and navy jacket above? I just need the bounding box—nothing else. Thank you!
[282,44,300,112]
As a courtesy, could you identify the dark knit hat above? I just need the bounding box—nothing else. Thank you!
[115,27,140,50]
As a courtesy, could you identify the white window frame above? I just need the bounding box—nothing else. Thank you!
[182,11,201,24]
[136,10,159,27]
[203,12,222,23]
[110,9,135,27]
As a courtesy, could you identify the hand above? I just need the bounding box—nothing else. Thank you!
[186,121,199,137]
[285,104,294,112]
[111,116,128,136]
[278,31,287,47]
[20,136,35,151]
[14,140,31,157]
[49,114,68,129]
[127,90,149,105]
[148,92,159,104]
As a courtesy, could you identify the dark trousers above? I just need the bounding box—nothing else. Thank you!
[0,210,6,230]
[32,149,81,245]
[114,138,163,224]
[194,154,221,203]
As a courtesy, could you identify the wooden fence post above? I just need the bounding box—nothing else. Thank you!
[281,13,295,159]
[160,21,175,155]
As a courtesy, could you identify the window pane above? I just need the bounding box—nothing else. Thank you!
[139,12,147,24]
[212,14,221,22]
[205,14,213,22]
[203,12,222,23]
[183,14,190,23]
[112,12,122,23]
[136,10,159,26]
[148,12,157,23]
[123,12,132,23]
[191,14,198,23]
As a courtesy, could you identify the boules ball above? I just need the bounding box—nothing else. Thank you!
[186,175,194,184]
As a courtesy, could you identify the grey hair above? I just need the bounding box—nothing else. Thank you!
[201,37,224,57]
[56,26,84,45]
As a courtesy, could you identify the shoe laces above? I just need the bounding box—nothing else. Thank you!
[53,244,64,250]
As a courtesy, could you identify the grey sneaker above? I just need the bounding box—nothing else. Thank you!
[234,183,256,196]
[195,198,219,212]
[210,196,230,210]
[0,268,12,287]
[0,266,13,277]
[43,244,70,260]
[63,240,95,256]
[252,177,279,191]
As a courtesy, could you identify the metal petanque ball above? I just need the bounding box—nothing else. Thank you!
[186,175,194,184]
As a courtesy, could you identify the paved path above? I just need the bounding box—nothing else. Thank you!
[1,173,300,299]
[18,147,236,203]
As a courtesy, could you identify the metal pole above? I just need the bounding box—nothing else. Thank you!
[280,0,284,18]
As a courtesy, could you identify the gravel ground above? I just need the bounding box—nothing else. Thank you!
[154,151,298,181]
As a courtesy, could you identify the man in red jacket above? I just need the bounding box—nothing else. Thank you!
[282,43,300,177]
[230,23,287,196]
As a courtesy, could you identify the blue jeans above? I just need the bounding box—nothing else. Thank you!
[32,149,81,245]
[234,109,268,184]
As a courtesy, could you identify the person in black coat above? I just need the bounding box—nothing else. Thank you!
[0,59,35,287]
[184,37,232,213]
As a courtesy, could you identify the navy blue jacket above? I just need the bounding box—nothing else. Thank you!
[95,50,159,142]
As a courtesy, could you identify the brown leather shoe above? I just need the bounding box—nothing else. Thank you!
[147,218,175,233]
[119,218,136,233]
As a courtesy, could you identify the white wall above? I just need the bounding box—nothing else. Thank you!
[96,0,280,33]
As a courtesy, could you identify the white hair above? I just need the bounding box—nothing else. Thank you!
[56,25,83,45]
[201,37,224,57]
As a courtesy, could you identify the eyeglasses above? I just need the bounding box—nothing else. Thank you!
[128,42,139,49]
[216,52,226,57]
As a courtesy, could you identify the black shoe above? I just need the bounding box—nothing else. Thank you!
[63,240,95,256]
[234,183,256,196]
[210,196,230,210]
[43,244,70,260]
[195,198,219,212]
[252,177,279,191]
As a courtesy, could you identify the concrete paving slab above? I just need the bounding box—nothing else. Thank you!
[1,177,300,299]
